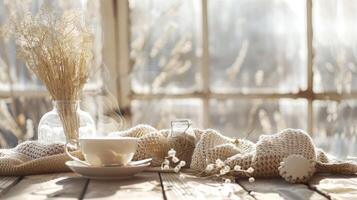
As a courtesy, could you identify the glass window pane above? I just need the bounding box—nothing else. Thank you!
[313,100,357,158]
[131,99,203,129]
[313,0,357,93]
[130,0,201,94]
[0,97,52,148]
[209,99,307,141]
[0,0,102,92]
[208,0,307,93]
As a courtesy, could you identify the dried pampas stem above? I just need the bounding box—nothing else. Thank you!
[56,101,81,141]
[4,4,94,141]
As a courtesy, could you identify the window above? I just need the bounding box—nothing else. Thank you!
[0,0,356,158]
[312,0,357,157]
[128,0,308,138]
[127,0,357,158]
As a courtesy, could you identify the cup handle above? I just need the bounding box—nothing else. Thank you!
[65,139,90,166]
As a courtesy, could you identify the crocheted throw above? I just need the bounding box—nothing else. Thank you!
[0,142,80,175]
[1,124,356,182]
[113,125,357,183]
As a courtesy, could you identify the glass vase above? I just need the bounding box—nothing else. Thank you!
[38,101,96,143]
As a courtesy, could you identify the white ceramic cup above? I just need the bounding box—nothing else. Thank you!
[65,137,139,167]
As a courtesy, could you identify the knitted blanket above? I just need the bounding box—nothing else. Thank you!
[0,142,80,176]
[1,124,356,183]
[190,128,357,182]
[115,125,357,183]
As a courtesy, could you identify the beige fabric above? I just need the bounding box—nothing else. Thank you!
[191,128,357,182]
[110,124,196,166]
[190,129,255,171]
[252,129,316,177]
[117,125,357,182]
[1,124,356,181]
[0,141,81,176]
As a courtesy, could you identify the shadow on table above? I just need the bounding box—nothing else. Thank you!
[47,176,87,199]
[54,174,161,199]
[239,177,329,200]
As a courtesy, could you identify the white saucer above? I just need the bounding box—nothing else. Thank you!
[66,160,151,180]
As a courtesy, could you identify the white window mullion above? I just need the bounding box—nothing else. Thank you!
[131,92,357,101]
[306,0,314,135]
[201,0,210,128]
[101,0,119,100]
[116,0,131,111]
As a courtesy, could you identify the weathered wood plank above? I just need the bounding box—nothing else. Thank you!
[0,176,21,196]
[83,172,163,200]
[238,178,329,200]
[1,173,87,200]
[309,174,357,200]
[160,173,254,200]
[145,167,197,173]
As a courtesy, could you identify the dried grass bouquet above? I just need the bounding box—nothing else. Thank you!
[3,4,94,141]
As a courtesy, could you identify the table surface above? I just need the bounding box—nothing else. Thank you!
[0,172,356,200]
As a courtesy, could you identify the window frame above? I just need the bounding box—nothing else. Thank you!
[3,0,357,135]
[118,0,357,135]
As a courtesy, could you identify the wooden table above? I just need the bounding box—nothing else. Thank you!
[0,172,356,200]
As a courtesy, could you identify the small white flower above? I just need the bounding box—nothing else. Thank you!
[224,179,232,183]
[220,169,227,175]
[249,177,255,183]
[172,156,180,163]
[247,167,254,173]
[168,149,176,157]
[215,159,225,168]
[234,165,241,171]
[174,166,181,173]
[179,160,186,167]
[163,159,170,165]
[224,165,230,172]
[205,164,214,172]
[163,165,170,170]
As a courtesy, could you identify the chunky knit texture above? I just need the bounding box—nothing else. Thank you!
[0,141,80,175]
[99,125,357,181]
[1,125,356,181]
[110,125,196,166]
[252,129,316,177]
[191,128,357,182]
